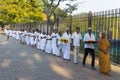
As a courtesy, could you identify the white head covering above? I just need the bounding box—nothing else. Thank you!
[66,28,69,30]
[88,27,92,30]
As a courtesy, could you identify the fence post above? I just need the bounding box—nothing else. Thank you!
[56,17,59,31]
[88,11,92,28]
[69,15,72,34]
[47,20,49,35]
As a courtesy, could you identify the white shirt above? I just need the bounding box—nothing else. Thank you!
[72,32,82,46]
[83,33,95,49]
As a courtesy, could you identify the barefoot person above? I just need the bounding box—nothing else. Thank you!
[98,31,111,76]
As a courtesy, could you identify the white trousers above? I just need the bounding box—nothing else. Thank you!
[74,46,80,63]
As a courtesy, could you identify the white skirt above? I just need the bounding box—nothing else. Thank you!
[30,37,34,45]
[45,41,52,53]
[63,44,70,59]
[41,39,46,50]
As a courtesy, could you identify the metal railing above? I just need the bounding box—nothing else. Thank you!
[59,9,120,64]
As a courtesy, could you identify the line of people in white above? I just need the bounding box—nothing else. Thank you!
[5,27,84,64]
[4,27,113,74]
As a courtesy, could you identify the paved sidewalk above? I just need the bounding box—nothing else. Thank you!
[0,34,120,80]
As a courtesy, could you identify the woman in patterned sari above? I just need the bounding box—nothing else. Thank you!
[98,31,111,76]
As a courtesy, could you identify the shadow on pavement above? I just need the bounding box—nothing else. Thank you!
[0,35,120,80]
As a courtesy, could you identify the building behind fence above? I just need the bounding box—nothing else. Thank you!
[11,8,120,64]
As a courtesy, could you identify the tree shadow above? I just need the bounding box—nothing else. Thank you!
[0,37,120,80]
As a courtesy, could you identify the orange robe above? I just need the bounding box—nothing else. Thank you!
[98,38,111,73]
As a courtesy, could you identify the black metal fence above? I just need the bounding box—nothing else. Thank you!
[59,9,120,64]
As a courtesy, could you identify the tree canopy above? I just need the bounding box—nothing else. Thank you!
[0,0,43,25]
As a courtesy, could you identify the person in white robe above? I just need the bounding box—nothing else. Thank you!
[9,29,13,37]
[11,30,14,38]
[34,29,39,48]
[4,28,8,36]
[15,29,20,40]
[21,30,26,44]
[30,30,35,47]
[27,31,31,45]
[56,31,63,57]
[40,32,43,50]
[62,28,71,60]
[45,33,52,54]
[25,30,29,45]
[4,28,9,39]
[14,30,17,39]
[51,29,58,55]
[13,30,16,38]
[19,30,23,43]
[41,32,47,51]
[36,31,41,49]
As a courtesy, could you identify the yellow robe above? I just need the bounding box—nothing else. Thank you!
[98,38,111,73]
